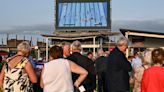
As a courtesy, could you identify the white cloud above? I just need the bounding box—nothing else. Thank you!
[0,19,164,34]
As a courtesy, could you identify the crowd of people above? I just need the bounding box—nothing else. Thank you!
[0,37,164,92]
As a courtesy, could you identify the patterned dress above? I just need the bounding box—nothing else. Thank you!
[133,65,149,92]
[3,57,33,92]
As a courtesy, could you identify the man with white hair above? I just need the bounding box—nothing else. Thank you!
[68,40,96,92]
[105,37,132,92]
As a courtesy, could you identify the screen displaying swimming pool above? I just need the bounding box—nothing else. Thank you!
[56,0,110,30]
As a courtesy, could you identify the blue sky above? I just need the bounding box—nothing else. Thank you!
[0,0,54,33]
[112,0,164,20]
[0,0,164,35]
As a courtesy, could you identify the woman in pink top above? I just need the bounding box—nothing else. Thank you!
[141,48,164,92]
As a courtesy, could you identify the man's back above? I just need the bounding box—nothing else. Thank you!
[95,56,107,74]
[68,52,96,92]
[105,47,132,92]
[95,56,107,92]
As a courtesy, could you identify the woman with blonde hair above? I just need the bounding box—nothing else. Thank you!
[0,41,37,92]
[133,49,152,92]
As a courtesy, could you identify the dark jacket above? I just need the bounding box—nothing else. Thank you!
[95,56,107,92]
[68,52,96,91]
[95,56,107,74]
[105,47,132,92]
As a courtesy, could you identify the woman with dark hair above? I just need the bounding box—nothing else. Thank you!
[40,45,88,92]
[141,48,164,92]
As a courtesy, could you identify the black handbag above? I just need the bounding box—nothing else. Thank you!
[74,86,80,92]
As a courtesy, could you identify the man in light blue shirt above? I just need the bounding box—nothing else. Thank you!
[131,52,142,71]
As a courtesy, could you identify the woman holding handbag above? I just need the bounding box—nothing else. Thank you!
[40,45,88,92]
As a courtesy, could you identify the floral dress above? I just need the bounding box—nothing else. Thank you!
[3,57,33,92]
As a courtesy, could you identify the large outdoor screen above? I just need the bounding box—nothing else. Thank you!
[56,0,110,30]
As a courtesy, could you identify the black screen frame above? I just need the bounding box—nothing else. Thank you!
[55,0,111,31]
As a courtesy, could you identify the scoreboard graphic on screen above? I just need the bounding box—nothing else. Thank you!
[55,0,111,31]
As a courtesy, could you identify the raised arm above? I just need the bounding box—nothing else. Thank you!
[25,61,37,83]
[69,60,88,87]
[40,67,44,89]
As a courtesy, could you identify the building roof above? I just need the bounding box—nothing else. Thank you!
[41,31,120,40]
[120,29,164,38]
